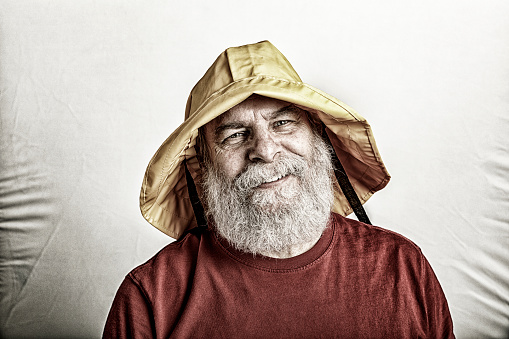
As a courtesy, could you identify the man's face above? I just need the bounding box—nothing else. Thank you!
[201,95,334,256]
[203,95,316,190]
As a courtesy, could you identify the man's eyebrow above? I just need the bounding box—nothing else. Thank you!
[214,122,246,135]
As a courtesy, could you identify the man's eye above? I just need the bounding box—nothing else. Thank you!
[274,120,291,127]
[228,132,244,139]
[222,132,246,144]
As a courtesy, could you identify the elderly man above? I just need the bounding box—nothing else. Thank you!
[104,41,454,338]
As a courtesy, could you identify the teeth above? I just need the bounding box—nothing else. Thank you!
[264,175,285,184]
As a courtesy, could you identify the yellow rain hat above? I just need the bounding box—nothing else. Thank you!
[140,40,390,239]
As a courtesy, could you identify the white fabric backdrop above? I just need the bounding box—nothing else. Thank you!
[1,1,508,338]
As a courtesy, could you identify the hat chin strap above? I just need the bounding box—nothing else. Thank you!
[184,129,372,230]
[321,124,371,225]
[184,160,207,228]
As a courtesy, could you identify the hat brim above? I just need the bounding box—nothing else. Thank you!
[141,75,390,239]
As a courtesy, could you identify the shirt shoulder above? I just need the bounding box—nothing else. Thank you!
[331,212,421,247]
[127,228,206,292]
[330,213,425,266]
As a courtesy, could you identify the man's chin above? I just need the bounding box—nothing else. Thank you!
[252,202,283,214]
[249,191,299,212]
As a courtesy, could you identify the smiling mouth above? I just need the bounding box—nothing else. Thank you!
[256,174,290,188]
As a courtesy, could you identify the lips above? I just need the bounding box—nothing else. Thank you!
[263,174,287,184]
[256,174,291,189]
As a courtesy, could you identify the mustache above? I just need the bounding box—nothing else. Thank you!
[234,155,307,191]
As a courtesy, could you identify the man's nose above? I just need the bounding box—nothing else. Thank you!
[248,131,280,163]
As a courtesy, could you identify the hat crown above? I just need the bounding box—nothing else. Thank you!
[185,41,302,120]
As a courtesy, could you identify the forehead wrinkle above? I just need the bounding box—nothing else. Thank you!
[222,103,298,125]
[267,104,302,120]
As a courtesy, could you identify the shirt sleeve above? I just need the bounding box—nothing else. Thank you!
[103,274,155,339]
[421,254,455,338]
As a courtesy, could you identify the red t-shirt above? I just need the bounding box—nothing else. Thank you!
[104,213,454,338]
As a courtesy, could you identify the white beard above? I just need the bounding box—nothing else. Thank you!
[202,133,335,256]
